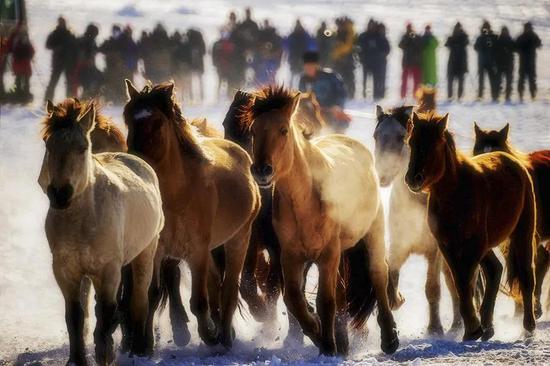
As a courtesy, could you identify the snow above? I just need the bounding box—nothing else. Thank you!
[1,0,550,365]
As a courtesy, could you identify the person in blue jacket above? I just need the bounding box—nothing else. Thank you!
[299,50,351,132]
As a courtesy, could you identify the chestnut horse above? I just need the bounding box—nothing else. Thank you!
[405,112,537,341]
[39,100,164,365]
[373,105,462,335]
[242,85,398,356]
[473,122,550,318]
[123,80,260,350]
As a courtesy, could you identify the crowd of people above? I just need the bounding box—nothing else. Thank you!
[0,8,543,105]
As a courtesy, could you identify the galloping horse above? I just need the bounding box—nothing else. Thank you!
[123,80,260,350]
[473,122,550,318]
[242,85,398,355]
[406,112,537,341]
[373,105,462,335]
[39,100,164,365]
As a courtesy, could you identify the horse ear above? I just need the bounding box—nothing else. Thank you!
[164,82,175,98]
[125,79,139,100]
[499,123,510,140]
[285,93,301,117]
[474,121,482,136]
[78,103,96,133]
[46,100,55,115]
[438,113,449,134]
[376,105,384,121]
[403,106,414,118]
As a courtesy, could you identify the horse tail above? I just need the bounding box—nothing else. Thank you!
[505,175,537,299]
[158,259,172,312]
[343,240,377,329]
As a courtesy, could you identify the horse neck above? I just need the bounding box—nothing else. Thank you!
[431,140,463,197]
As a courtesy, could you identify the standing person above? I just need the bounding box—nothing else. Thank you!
[254,19,283,85]
[316,21,333,67]
[496,26,515,102]
[399,23,422,99]
[445,22,469,101]
[212,30,236,98]
[44,17,77,101]
[287,19,314,87]
[10,27,35,102]
[331,17,356,98]
[299,51,350,132]
[187,28,206,102]
[474,20,499,101]
[373,22,390,100]
[515,22,542,101]
[74,23,102,98]
[356,19,378,99]
[420,25,438,87]
[234,6,259,83]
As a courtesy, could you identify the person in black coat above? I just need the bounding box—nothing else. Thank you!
[287,19,313,86]
[515,22,542,101]
[372,22,390,100]
[75,24,102,98]
[495,26,515,102]
[445,22,469,100]
[356,19,377,99]
[44,17,77,101]
[474,20,499,101]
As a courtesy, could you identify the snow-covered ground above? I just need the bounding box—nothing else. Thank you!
[1,1,550,365]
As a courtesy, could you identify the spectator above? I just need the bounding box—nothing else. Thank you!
[357,19,378,99]
[212,30,237,98]
[187,28,206,101]
[74,23,102,98]
[373,22,390,99]
[496,26,515,102]
[445,22,469,100]
[399,23,422,99]
[515,22,542,101]
[474,20,499,101]
[331,17,356,98]
[44,17,77,101]
[254,19,283,85]
[10,27,35,102]
[316,21,333,67]
[299,51,350,132]
[421,24,439,86]
[287,19,315,86]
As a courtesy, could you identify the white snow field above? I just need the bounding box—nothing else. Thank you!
[1,0,550,365]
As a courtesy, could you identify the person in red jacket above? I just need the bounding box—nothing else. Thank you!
[9,27,35,101]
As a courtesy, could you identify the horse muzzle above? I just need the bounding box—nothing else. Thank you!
[251,163,274,188]
[47,184,74,210]
[405,171,425,193]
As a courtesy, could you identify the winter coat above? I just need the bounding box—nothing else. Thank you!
[356,30,377,68]
[474,31,498,68]
[212,38,236,76]
[187,29,206,73]
[445,31,469,75]
[11,39,34,76]
[399,32,422,67]
[46,26,76,69]
[299,68,347,108]
[286,27,315,73]
[515,30,542,70]
[495,34,515,71]
[421,33,439,85]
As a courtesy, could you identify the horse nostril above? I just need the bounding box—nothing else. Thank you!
[261,164,273,177]
[47,184,74,209]
[252,164,273,178]
[414,173,424,184]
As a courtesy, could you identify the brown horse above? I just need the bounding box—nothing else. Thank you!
[405,111,537,341]
[473,122,550,318]
[191,117,224,138]
[123,80,260,351]
[242,85,398,356]
[415,86,437,113]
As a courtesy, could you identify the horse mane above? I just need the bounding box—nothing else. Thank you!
[223,90,254,141]
[124,82,210,162]
[377,105,414,129]
[241,85,298,130]
[502,140,532,168]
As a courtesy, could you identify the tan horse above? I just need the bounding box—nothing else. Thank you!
[38,100,164,365]
[191,117,223,138]
[123,80,260,350]
[243,85,398,356]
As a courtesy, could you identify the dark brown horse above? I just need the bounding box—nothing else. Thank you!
[405,112,537,342]
[473,122,550,318]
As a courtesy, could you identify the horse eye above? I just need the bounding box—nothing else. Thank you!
[281,128,289,136]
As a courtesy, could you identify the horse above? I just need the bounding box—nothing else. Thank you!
[123,80,260,350]
[473,122,550,318]
[242,85,398,356]
[295,92,327,137]
[415,85,437,113]
[38,99,164,365]
[191,117,224,138]
[373,105,462,335]
[405,111,537,341]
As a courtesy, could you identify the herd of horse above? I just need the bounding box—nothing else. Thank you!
[37,81,550,365]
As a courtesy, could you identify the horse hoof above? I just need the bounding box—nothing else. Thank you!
[462,326,483,341]
[172,323,192,347]
[319,342,337,357]
[534,303,543,320]
[198,319,219,346]
[220,326,236,349]
[481,326,495,341]
[381,329,399,355]
[66,357,87,366]
[427,324,444,337]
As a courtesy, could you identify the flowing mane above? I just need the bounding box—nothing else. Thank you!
[241,85,298,130]
[124,82,210,162]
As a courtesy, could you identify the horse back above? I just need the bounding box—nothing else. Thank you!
[529,150,550,239]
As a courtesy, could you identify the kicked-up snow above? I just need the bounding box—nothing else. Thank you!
[1,0,550,365]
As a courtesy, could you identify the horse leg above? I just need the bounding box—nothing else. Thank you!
[316,244,340,356]
[161,258,191,347]
[281,251,321,347]
[478,249,502,341]
[53,266,87,366]
[534,244,549,319]
[119,265,133,353]
[219,226,251,348]
[442,261,463,333]
[387,244,407,310]
[129,239,157,357]
[425,250,443,336]
[239,228,268,322]
[265,244,283,317]
[284,260,311,347]
[365,206,399,354]
[93,262,121,366]
[189,246,218,346]
[207,253,222,328]
[335,264,349,356]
